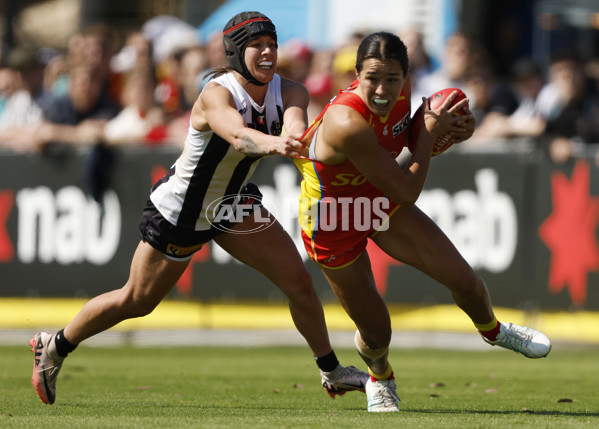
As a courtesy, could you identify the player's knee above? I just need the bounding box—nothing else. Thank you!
[451,270,485,296]
[130,299,159,318]
[119,289,160,318]
[360,327,392,351]
[280,267,315,301]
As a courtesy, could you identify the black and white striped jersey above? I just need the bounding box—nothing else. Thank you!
[150,72,284,231]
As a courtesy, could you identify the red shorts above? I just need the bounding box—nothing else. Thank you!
[301,203,400,269]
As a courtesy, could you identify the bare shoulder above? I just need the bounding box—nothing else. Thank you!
[280,76,308,94]
[199,80,232,107]
[322,103,371,143]
[280,76,309,105]
[317,103,374,162]
[193,81,234,131]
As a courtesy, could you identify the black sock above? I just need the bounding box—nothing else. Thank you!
[54,329,78,358]
[314,350,339,372]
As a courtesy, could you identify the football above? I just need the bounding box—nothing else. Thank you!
[409,87,468,156]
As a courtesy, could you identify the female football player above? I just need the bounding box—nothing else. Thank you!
[294,31,551,412]
[30,11,368,405]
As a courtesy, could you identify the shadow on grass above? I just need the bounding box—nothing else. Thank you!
[407,408,599,417]
[90,403,598,417]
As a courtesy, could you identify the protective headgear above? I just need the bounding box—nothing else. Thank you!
[223,11,277,86]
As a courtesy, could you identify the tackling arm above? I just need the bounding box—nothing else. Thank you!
[195,83,304,157]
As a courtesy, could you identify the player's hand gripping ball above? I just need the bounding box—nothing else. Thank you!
[409,88,469,156]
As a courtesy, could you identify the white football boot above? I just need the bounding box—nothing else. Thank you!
[30,332,64,404]
[482,322,552,358]
[321,364,369,398]
[366,377,401,412]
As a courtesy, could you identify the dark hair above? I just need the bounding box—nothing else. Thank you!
[355,32,409,76]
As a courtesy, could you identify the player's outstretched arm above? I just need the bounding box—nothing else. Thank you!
[196,82,304,157]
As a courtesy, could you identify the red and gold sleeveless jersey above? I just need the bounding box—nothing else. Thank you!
[294,79,411,240]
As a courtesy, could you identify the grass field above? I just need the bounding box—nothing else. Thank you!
[1,344,598,428]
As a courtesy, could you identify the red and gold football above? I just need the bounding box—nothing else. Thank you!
[409,88,468,156]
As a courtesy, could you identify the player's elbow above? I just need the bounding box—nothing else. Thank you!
[391,188,420,207]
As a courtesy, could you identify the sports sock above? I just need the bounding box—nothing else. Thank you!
[369,365,394,381]
[475,317,501,342]
[54,329,78,358]
[314,350,340,372]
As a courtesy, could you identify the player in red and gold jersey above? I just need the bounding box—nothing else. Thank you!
[294,31,552,412]
[294,77,411,268]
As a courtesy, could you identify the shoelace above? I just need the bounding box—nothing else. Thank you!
[372,382,400,406]
[502,324,533,350]
[338,366,357,380]
[322,365,359,383]
[38,364,60,376]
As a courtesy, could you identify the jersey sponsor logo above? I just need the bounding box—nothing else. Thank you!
[166,242,204,257]
[392,113,410,138]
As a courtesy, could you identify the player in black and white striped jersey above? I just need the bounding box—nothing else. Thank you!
[29,11,368,406]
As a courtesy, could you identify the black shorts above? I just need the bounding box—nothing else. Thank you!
[139,183,263,261]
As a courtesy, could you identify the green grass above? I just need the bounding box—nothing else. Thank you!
[1,344,598,428]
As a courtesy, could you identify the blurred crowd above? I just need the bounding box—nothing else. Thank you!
[1,15,599,165]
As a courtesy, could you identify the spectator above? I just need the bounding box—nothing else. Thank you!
[143,15,199,120]
[110,30,155,100]
[103,67,166,146]
[194,31,228,95]
[204,30,227,70]
[297,45,333,123]
[0,66,34,150]
[304,68,333,124]
[177,45,208,112]
[0,47,46,151]
[332,44,359,93]
[41,50,69,97]
[110,30,154,75]
[329,32,366,96]
[0,67,21,121]
[142,15,198,65]
[7,45,46,100]
[277,38,313,83]
[417,32,473,101]
[34,63,120,147]
[505,59,548,137]
[397,26,435,108]
[537,52,599,163]
[154,46,185,119]
[76,24,119,103]
[469,58,547,141]
[465,50,519,139]
[165,45,209,143]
